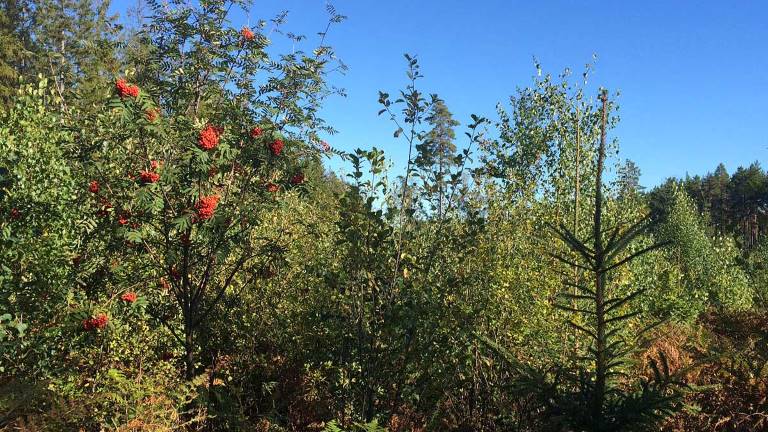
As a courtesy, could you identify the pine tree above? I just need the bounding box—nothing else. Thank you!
[0,0,35,105]
[703,163,730,234]
[615,159,643,200]
[414,97,459,217]
[28,0,120,107]
[729,162,767,248]
[547,90,683,430]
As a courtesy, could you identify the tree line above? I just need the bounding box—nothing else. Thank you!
[650,162,768,248]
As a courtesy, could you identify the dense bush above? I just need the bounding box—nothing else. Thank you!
[1,1,767,431]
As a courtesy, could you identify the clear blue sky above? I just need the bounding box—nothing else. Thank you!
[112,0,768,187]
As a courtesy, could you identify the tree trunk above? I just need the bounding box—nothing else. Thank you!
[184,316,195,380]
[572,108,582,355]
[591,90,609,425]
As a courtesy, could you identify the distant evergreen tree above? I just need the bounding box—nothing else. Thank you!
[650,161,768,249]
[729,162,767,248]
[648,177,681,222]
[703,163,730,234]
[615,158,643,199]
[0,0,35,105]
[683,174,705,214]
[0,0,121,109]
[31,0,121,105]
[415,97,460,217]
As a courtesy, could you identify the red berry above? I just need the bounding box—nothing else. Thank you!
[195,195,220,221]
[140,170,160,184]
[290,173,305,185]
[198,125,223,150]
[241,27,255,41]
[116,78,139,98]
[83,313,109,331]
[117,212,130,225]
[268,139,284,156]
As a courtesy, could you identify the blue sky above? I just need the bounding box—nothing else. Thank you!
[112,0,768,187]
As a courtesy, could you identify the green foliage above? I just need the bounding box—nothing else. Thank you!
[0,81,81,382]
[68,0,344,387]
[483,59,613,210]
[653,187,752,320]
[414,97,460,217]
[0,0,35,105]
[520,91,685,431]
[746,238,768,306]
[323,419,387,432]
[2,5,767,430]
[650,161,768,250]
[0,0,122,110]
